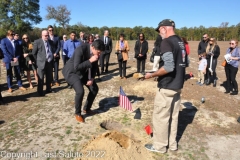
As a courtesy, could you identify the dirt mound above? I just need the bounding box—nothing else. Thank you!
[79,131,152,160]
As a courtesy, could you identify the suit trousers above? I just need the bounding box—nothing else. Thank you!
[100,53,110,72]
[53,59,59,82]
[6,63,23,88]
[72,79,99,115]
[62,55,69,66]
[37,61,53,95]
[137,58,146,73]
[152,88,181,153]
[118,60,127,77]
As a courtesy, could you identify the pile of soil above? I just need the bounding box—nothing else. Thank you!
[79,131,152,160]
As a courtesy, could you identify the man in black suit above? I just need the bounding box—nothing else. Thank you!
[32,30,54,96]
[62,39,105,123]
[100,30,112,73]
[47,25,61,86]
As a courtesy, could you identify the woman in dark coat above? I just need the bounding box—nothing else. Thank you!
[134,33,148,80]
[22,34,38,89]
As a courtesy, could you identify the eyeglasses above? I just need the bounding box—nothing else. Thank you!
[229,43,235,45]
[203,37,207,38]
[23,37,28,40]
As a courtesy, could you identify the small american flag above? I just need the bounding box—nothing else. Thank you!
[119,86,133,111]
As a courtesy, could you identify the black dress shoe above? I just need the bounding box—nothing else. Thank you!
[46,90,55,94]
[224,91,230,94]
[230,91,238,95]
[213,80,217,87]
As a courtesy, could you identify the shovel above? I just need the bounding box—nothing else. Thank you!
[208,55,213,75]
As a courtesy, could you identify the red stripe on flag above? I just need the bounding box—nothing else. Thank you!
[119,87,133,111]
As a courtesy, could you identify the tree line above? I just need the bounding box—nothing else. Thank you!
[1,1,240,41]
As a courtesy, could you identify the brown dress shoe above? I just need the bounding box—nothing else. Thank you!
[8,88,12,93]
[75,115,84,123]
[55,82,60,86]
[83,110,97,115]
[19,87,27,91]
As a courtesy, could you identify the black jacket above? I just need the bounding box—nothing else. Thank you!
[134,40,148,59]
[198,40,209,55]
[62,43,98,85]
[206,45,220,59]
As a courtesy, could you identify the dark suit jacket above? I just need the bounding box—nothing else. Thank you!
[101,36,112,54]
[0,38,22,63]
[62,43,98,85]
[49,35,60,59]
[32,38,54,70]
[134,40,148,59]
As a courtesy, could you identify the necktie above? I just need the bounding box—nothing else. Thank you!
[73,41,76,49]
[45,41,52,62]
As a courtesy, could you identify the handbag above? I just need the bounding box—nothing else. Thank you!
[11,61,19,66]
[116,51,123,61]
[221,60,226,67]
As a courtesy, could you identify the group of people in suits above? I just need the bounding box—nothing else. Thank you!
[0,27,112,123]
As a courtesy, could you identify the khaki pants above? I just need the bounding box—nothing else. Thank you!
[198,70,205,84]
[153,88,181,152]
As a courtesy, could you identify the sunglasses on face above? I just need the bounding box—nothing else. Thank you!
[229,43,235,45]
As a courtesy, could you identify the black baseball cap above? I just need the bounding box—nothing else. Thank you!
[155,19,175,32]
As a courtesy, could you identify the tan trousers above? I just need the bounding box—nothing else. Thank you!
[198,70,205,84]
[153,88,181,152]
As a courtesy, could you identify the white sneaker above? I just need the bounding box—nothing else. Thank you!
[144,144,166,153]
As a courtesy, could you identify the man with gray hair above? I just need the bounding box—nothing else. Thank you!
[32,30,55,96]
[144,19,187,153]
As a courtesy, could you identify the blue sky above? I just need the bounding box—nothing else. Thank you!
[35,0,240,29]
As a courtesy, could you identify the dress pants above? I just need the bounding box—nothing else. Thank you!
[118,60,127,77]
[62,55,69,66]
[100,53,110,72]
[72,78,99,115]
[37,61,53,95]
[53,59,59,82]
[6,63,23,88]
[137,58,146,73]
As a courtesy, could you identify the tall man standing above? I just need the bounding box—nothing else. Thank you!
[144,19,187,153]
[60,34,68,65]
[198,33,209,59]
[100,30,112,73]
[32,30,55,96]
[1,30,26,93]
[47,25,61,86]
